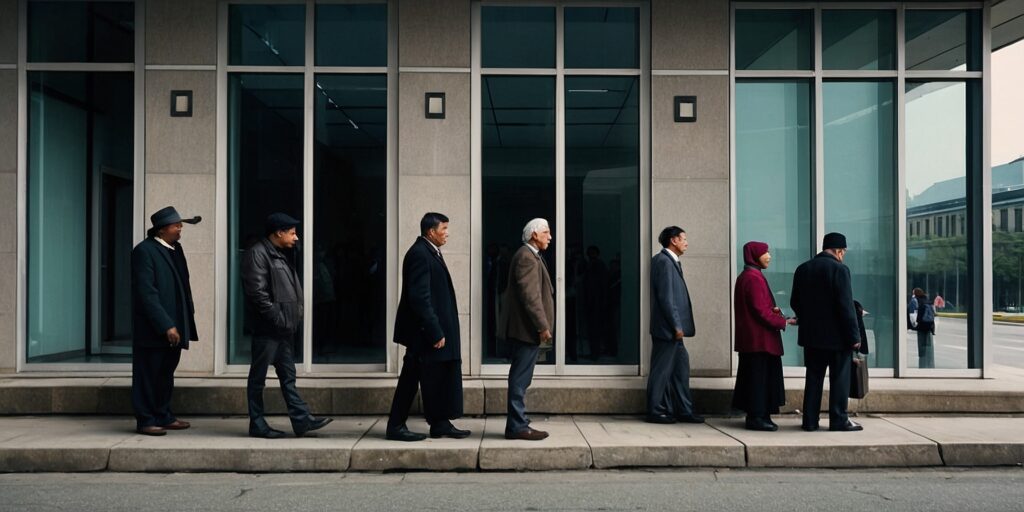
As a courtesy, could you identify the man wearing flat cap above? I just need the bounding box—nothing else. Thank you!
[790,232,863,432]
[131,206,201,436]
[242,213,332,438]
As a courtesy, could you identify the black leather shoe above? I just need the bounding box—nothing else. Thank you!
[745,417,778,432]
[675,413,705,424]
[829,420,864,432]
[430,423,471,439]
[295,417,333,437]
[386,425,427,442]
[645,414,676,424]
[801,424,820,432]
[763,416,778,428]
[250,428,286,439]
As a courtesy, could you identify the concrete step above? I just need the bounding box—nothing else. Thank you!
[2,375,1024,415]
[0,415,1022,472]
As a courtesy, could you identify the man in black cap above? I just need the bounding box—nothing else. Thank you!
[790,232,863,432]
[131,206,201,436]
[241,213,332,438]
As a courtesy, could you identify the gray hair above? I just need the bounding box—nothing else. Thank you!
[521,218,550,244]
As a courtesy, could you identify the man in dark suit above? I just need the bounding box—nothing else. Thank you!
[242,213,332,438]
[790,232,863,432]
[386,212,469,442]
[646,226,704,425]
[131,206,201,436]
[498,218,554,441]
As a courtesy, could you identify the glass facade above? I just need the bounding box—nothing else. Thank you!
[905,81,981,369]
[225,4,390,367]
[823,80,896,369]
[479,5,642,370]
[734,7,984,374]
[27,72,135,363]
[28,1,135,63]
[735,80,813,367]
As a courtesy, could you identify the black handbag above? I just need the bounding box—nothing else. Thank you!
[850,356,869,399]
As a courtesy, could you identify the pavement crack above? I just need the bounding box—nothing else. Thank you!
[852,486,894,502]
[233,487,253,500]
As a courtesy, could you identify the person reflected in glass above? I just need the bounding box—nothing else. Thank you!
[582,245,610,360]
[498,219,554,441]
[732,241,795,431]
[912,288,936,368]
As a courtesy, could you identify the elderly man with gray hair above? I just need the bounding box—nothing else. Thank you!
[497,218,554,441]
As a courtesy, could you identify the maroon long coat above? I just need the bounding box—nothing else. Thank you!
[734,246,788,356]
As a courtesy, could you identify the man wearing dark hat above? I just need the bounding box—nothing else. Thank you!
[241,213,332,438]
[131,206,202,436]
[790,232,863,432]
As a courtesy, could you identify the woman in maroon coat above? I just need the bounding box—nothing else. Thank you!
[732,241,795,431]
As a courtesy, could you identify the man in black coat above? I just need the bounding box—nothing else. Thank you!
[386,212,469,442]
[790,232,863,432]
[242,213,332,439]
[131,206,201,436]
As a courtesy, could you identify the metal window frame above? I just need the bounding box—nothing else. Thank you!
[216,0,395,376]
[730,2,987,379]
[473,0,647,378]
[16,0,145,373]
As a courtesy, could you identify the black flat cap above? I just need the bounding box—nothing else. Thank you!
[150,206,201,230]
[265,212,301,234]
[822,232,847,250]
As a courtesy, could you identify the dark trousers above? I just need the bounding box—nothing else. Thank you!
[387,352,463,431]
[247,334,312,434]
[132,346,182,429]
[646,337,695,417]
[802,347,853,428]
[505,340,541,434]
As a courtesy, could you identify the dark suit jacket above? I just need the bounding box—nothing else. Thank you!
[498,245,554,345]
[131,238,197,349]
[393,237,461,362]
[650,249,695,340]
[790,252,860,351]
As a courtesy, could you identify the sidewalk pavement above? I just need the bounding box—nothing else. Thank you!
[0,414,1021,472]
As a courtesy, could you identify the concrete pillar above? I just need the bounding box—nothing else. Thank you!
[397,0,472,372]
[650,0,732,377]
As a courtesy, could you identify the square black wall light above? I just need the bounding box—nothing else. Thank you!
[425,92,445,119]
[170,90,193,117]
[674,95,696,123]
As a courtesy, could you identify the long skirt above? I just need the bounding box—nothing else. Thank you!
[731,352,785,417]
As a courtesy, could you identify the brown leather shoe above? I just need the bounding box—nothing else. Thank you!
[505,428,549,441]
[137,426,167,436]
[161,420,191,430]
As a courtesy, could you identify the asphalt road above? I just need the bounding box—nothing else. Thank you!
[906,318,1024,369]
[2,469,1023,512]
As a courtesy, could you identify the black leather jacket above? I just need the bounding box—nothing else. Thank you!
[241,238,304,337]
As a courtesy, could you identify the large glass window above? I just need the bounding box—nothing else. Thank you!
[227,73,305,365]
[564,8,639,69]
[735,10,813,71]
[906,10,982,71]
[225,4,389,368]
[27,71,134,363]
[229,4,306,66]
[481,6,555,69]
[481,76,556,365]
[823,81,896,369]
[565,76,639,365]
[315,3,387,67]
[735,80,813,367]
[822,10,895,71]
[905,81,979,369]
[28,1,135,63]
[312,74,388,364]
